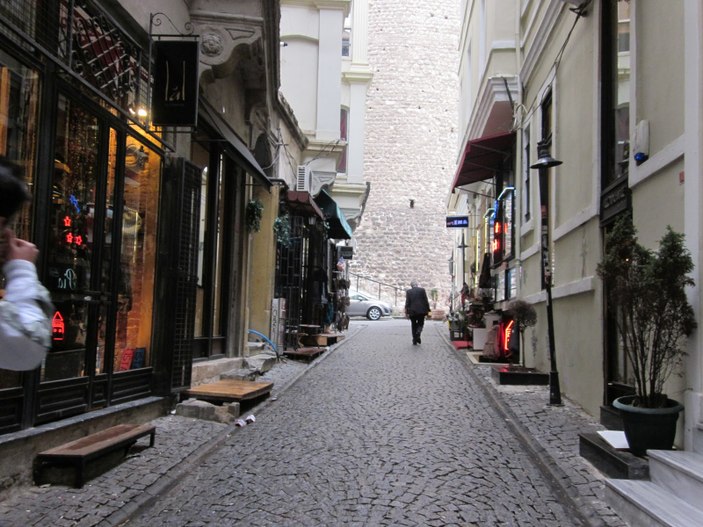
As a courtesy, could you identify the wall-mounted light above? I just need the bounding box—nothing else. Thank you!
[497,186,515,201]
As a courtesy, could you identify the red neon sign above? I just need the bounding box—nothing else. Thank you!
[503,319,515,353]
[52,311,65,341]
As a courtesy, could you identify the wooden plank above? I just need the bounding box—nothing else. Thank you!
[284,347,325,362]
[185,379,273,402]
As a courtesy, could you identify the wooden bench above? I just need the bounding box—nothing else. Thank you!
[35,423,156,487]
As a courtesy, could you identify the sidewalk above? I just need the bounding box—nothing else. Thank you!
[0,323,626,527]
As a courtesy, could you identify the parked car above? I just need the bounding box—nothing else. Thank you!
[347,291,393,320]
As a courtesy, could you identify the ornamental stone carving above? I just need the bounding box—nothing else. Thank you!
[201,32,224,57]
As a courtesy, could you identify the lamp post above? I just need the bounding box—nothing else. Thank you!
[530,140,563,406]
[448,255,455,313]
[457,232,469,286]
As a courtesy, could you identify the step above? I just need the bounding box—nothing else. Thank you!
[606,479,703,527]
[578,432,649,479]
[648,450,703,509]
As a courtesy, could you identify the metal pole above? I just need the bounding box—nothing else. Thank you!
[538,167,562,406]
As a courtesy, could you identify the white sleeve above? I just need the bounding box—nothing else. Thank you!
[0,260,52,371]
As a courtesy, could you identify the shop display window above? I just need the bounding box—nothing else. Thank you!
[43,94,160,381]
[44,95,99,380]
[0,51,40,386]
[0,50,39,242]
[112,136,159,372]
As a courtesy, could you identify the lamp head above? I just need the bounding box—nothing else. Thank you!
[530,141,563,170]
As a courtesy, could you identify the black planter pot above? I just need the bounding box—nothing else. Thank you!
[613,395,684,456]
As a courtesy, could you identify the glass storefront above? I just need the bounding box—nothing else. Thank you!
[0,48,40,392]
[191,142,234,359]
[42,95,160,382]
[0,55,162,429]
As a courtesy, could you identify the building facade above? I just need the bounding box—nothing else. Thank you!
[0,0,318,485]
[450,0,703,502]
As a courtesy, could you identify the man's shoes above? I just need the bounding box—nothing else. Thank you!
[412,339,418,345]
[417,337,421,344]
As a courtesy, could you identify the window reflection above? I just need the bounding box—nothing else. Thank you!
[113,137,159,372]
[0,51,39,386]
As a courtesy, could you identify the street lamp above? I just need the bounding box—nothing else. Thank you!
[457,232,469,288]
[448,255,455,313]
[530,140,563,406]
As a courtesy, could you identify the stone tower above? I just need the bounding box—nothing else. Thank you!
[349,1,459,310]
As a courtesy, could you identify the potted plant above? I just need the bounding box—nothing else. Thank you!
[246,199,264,232]
[597,215,696,455]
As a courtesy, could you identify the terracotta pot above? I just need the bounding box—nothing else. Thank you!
[613,395,683,456]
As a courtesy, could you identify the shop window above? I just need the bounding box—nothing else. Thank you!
[0,50,39,243]
[43,94,160,381]
[492,185,515,265]
[191,143,231,359]
[44,95,100,380]
[0,51,40,387]
[112,136,159,372]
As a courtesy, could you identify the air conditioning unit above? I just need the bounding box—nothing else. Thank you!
[296,165,310,191]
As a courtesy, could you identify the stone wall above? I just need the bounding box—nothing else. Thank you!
[349,0,459,312]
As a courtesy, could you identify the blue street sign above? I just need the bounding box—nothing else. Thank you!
[446,216,469,228]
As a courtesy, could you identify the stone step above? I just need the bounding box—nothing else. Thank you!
[578,432,648,480]
[648,450,703,510]
[605,479,703,527]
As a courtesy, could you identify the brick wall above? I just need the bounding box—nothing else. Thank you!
[349,0,459,311]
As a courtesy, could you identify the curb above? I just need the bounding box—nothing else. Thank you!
[435,324,606,527]
[105,325,368,526]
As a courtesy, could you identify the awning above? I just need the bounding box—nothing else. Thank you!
[314,189,353,240]
[451,132,515,190]
[199,99,272,189]
[286,190,325,219]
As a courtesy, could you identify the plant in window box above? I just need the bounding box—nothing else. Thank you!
[273,214,292,247]
[467,303,486,328]
[597,215,696,455]
[246,199,264,233]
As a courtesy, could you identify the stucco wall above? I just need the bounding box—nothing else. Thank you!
[350,0,459,306]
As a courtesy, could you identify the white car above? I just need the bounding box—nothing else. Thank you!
[347,291,393,320]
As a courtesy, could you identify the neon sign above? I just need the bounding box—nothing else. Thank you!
[62,215,84,247]
[52,311,65,341]
[503,319,515,354]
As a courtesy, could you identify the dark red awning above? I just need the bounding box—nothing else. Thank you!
[451,132,515,190]
[286,190,325,219]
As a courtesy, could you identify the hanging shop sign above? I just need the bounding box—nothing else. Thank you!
[446,216,469,228]
[338,246,354,260]
[152,40,200,126]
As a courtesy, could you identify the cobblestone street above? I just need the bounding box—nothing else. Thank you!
[125,319,584,526]
[0,318,625,527]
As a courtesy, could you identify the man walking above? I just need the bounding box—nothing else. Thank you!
[405,280,430,345]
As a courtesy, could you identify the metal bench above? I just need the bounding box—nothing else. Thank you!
[35,423,156,487]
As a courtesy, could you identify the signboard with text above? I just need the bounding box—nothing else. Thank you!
[446,216,469,228]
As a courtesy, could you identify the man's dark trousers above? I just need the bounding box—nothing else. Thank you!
[410,315,425,344]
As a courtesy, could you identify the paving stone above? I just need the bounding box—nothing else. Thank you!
[0,321,628,526]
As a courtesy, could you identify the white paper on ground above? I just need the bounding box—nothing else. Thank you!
[597,430,629,450]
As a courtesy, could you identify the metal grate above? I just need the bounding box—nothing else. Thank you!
[0,0,149,118]
[276,215,309,349]
[170,159,201,389]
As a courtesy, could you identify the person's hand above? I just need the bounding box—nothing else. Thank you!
[3,228,39,264]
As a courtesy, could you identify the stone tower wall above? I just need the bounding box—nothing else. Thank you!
[350,1,459,312]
